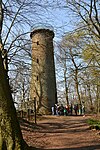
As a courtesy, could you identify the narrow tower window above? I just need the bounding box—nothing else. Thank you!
[37,41,39,45]
[37,58,39,64]
[37,76,38,81]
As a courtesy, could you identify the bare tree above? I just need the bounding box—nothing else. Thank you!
[56,30,86,113]
[66,0,100,38]
[0,0,55,149]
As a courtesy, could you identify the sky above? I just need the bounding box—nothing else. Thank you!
[3,0,100,107]
[29,0,76,42]
[3,0,76,47]
[3,0,80,104]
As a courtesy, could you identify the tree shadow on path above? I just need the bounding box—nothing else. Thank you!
[20,116,100,150]
[29,144,100,150]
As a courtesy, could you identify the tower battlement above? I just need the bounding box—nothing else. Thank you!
[30,23,54,38]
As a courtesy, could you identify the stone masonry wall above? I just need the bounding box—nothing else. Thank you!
[30,29,57,114]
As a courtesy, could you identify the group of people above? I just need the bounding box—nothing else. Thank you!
[51,103,85,116]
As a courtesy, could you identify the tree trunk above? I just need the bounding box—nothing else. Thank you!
[74,69,82,115]
[64,68,69,105]
[75,69,81,105]
[0,1,28,149]
[87,84,93,111]
[69,48,81,107]
[0,51,28,149]
[96,81,100,115]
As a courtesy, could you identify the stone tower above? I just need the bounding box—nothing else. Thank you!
[30,24,57,114]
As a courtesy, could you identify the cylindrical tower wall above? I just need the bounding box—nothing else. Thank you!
[30,28,57,114]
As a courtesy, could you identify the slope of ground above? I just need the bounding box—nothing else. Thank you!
[20,115,100,150]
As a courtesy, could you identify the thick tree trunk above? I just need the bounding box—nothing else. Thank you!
[0,1,28,149]
[0,52,28,149]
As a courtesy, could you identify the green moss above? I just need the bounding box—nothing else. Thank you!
[87,119,100,130]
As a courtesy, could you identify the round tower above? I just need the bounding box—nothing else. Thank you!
[30,24,57,114]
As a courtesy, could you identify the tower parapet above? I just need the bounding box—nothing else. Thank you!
[30,23,54,37]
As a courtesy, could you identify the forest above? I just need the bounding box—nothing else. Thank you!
[0,0,99,149]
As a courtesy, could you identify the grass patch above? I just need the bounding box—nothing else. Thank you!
[87,118,100,130]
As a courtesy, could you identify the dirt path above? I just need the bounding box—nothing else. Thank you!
[21,115,100,150]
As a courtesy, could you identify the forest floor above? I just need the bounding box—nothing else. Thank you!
[20,114,100,150]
